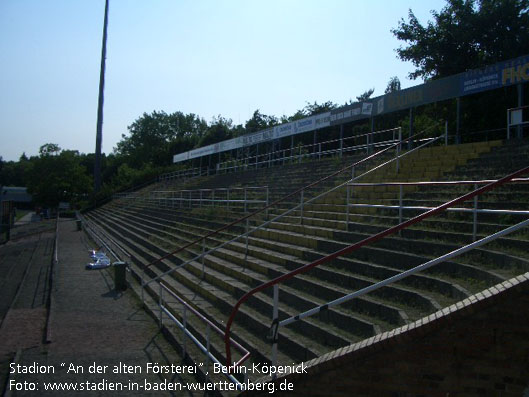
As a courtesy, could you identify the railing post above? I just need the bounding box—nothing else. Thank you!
[227,188,230,211]
[244,188,247,213]
[200,190,203,207]
[245,218,249,260]
[298,146,301,163]
[397,127,402,174]
[182,305,187,357]
[340,126,344,158]
[366,133,369,154]
[205,323,211,381]
[398,184,403,235]
[473,183,478,242]
[445,120,448,146]
[507,111,510,140]
[212,189,215,207]
[271,284,279,370]
[318,143,322,160]
[141,270,145,303]
[300,189,304,225]
[265,187,269,220]
[201,238,206,277]
[159,283,163,328]
[346,183,350,230]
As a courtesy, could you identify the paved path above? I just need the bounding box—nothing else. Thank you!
[14,212,40,226]
[3,219,198,396]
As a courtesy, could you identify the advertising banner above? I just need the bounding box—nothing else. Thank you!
[174,54,528,163]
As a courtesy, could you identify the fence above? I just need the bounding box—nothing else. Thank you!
[223,165,529,367]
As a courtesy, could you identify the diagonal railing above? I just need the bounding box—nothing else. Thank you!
[140,126,447,309]
[223,165,529,367]
[140,125,442,293]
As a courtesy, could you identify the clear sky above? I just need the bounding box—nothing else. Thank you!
[0,0,446,162]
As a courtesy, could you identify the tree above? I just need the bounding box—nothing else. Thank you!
[39,143,61,156]
[392,0,529,80]
[302,101,337,115]
[356,88,375,102]
[385,76,401,94]
[244,110,278,133]
[116,110,208,168]
[198,116,234,147]
[26,149,92,207]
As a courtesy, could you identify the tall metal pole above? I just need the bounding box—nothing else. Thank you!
[94,0,109,193]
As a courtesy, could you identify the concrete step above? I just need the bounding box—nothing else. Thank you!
[87,210,351,364]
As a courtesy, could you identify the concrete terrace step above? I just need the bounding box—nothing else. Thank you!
[98,206,411,331]
[101,205,463,313]
[85,212,301,369]
[86,211,353,365]
[84,137,529,380]
[93,207,390,335]
[114,202,516,298]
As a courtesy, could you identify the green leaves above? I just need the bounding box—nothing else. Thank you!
[392,0,529,80]
[26,149,92,208]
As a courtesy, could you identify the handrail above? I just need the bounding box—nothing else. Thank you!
[160,282,250,369]
[217,127,402,172]
[141,126,440,289]
[349,178,529,187]
[223,165,529,366]
[151,186,269,193]
[80,213,131,261]
[141,132,442,292]
[278,218,529,327]
[142,126,416,271]
[159,166,208,182]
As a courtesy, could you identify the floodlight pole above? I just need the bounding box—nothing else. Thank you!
[94,0,109,193]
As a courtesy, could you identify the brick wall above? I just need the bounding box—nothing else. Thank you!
[246,274,529,397]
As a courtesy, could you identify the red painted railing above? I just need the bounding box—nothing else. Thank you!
[223,165,529,366]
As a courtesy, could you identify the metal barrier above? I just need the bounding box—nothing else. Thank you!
[347,178,529,241]
[146,186,269,212]
[158,167,209,182]
[138,125,445,368]
[158,282,250,385]
[223,165,529,367]
[80,214,250,385]
[141,127,442,283]
[216,127,403,173]
[80,212,131,262]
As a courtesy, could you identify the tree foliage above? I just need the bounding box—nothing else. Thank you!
[26,148,92,207]
[114,111,207,168]
[392,0,529,80]
[356,88,375,101]
[385,76,401,94]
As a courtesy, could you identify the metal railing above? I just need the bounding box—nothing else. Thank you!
[216,126,404,174]
[137,125,445,365]
[347,178,529,241]
[80,213,250,385]
[140,127,442,284]
[80,212,131,262]
[158,282,250,385]
[145,186,269,212]
[158,166,209,182]
[223,165,529,367]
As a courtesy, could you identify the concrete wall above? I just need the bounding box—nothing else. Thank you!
[246,273,529,397]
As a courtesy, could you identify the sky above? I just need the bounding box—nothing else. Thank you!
[0,0,446,162]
